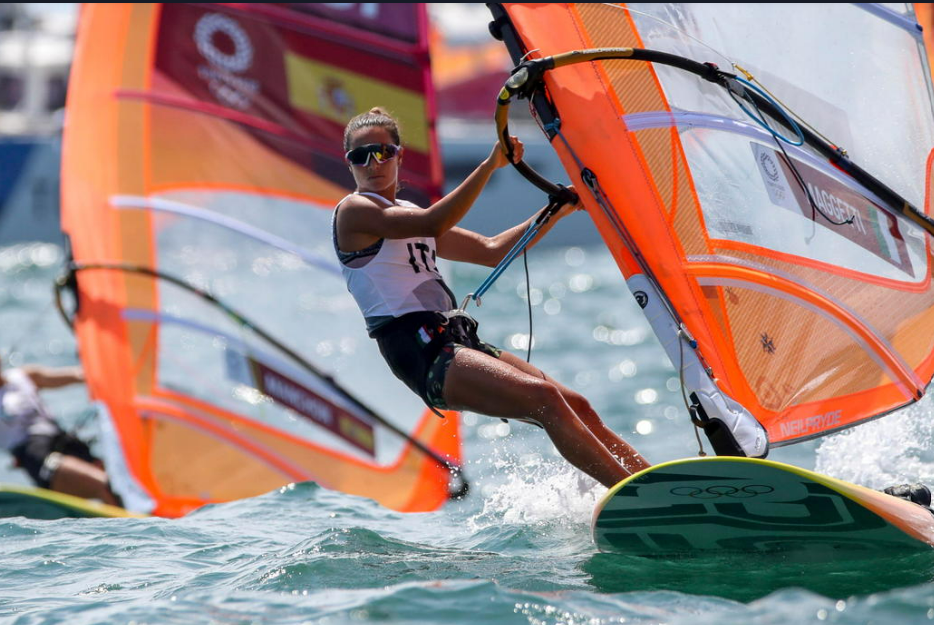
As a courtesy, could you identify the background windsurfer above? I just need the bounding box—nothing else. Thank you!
[333,107,650,488]
[0,360,121,506]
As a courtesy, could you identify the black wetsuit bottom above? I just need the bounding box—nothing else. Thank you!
[10,429,99,488]
[374,310,501,410]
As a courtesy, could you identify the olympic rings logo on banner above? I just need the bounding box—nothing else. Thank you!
[193,13,259,110]
[669,485,774,499]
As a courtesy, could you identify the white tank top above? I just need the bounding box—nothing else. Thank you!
[333,192,456,335]
[0,368,59,449]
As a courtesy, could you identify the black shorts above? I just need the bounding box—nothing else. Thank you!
[10,430,99,488]
[374,311,501,410]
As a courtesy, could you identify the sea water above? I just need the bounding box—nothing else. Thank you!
[1,241,934,624]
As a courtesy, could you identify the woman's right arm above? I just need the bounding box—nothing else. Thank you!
[341,138,522,240]
[24,365,85,389]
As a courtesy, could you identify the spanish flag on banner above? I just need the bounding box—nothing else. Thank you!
[285,53,430,153]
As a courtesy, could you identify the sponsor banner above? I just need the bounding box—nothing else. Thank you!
[247,358,376,456]
[752,143,912,275]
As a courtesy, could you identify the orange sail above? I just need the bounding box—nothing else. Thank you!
[489,4,934,450]
[60,3,462,517]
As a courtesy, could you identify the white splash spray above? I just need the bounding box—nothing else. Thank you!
[466,447,605,532]
[814,394,934,489]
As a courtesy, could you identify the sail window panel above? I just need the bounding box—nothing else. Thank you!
[149,190,338,271]
[679,128,929,283]
[147,209,424,464]
[149,205,382,402]
[626,3,934,210]
[153,318,381,463]
[150,286,412,467]
[674,123,934,391]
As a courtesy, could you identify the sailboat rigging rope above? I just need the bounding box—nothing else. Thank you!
[467,189,573,305]
[741,87,855,229]
[522,251,533,362]
[770,130,855,230]
[732,64,844,154]
[725,75,803,146]
[54,261,469,499]
[461,183,573,365]
[678,330,706,458]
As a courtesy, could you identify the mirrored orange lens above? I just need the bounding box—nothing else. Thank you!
[345,144,399,166]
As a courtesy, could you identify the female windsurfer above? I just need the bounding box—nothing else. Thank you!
[0,360,121,506]
[333,107,650,488]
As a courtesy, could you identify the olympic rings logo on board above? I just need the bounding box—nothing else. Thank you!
[669,484,774,499]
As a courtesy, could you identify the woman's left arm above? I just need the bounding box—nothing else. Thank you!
[436,192,583,268]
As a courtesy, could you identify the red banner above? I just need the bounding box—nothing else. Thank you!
[250,359,376,456]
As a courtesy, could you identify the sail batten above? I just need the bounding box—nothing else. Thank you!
[111,195,341,274]
[854,3,924,36]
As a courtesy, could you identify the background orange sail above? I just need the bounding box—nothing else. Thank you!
[489,3,934,449]
[60,3,461,517]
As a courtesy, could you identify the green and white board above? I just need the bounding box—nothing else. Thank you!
[0,484,145,520]
[593,457,934,558]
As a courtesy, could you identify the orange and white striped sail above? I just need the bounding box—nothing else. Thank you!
[490,4,934,448]
[60,3,460,517]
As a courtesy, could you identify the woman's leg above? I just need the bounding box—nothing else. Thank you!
[497,351,650,474]
[48,454,120,506]
[442,347,632,488]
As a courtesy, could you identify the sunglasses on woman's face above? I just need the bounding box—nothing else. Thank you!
[345,143,401,167]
